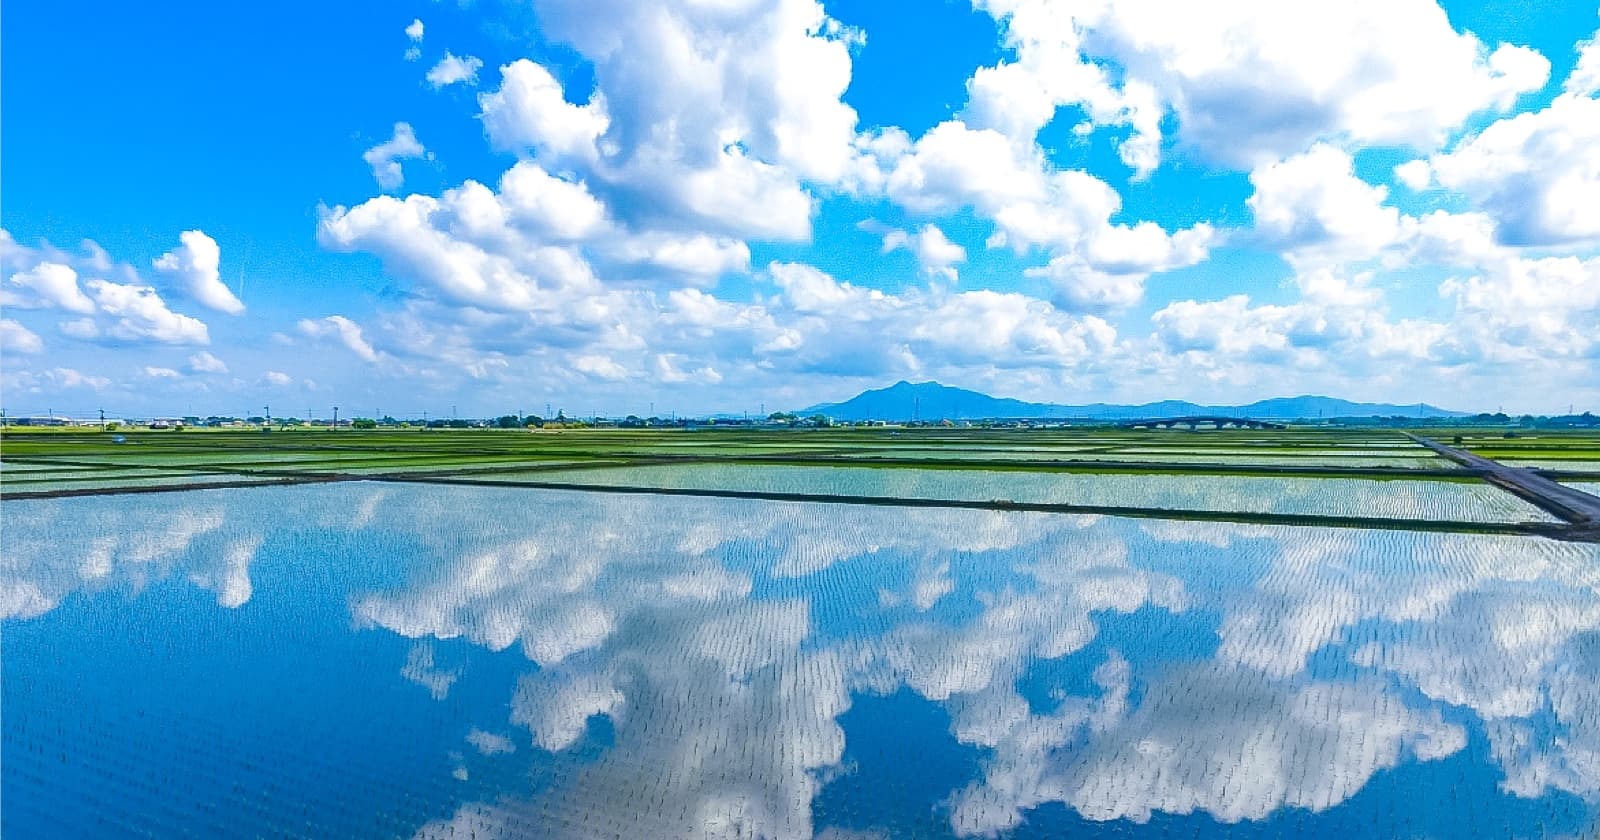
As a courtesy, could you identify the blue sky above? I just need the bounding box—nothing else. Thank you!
[4,0,1599,418]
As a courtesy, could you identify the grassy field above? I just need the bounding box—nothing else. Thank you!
[7,424,1600,542]
[1451,431,1600,473]
[9,424,1600,484]
[0,424,1469,483]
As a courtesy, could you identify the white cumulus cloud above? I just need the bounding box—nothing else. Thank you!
[6,262,96,313]
[363,122,428,191]
[1417,90,1600,246]
[187,351,228,373]
[1247,144,1409,266]
[153,230,244,314]
[1566,26,1600,96]
[0,319,44,353]
[87,278,210,345]
[298,315,381,363]
[426,52,483,88]
[968,0,1549,169]
[44,367,111,389]
[477,0,868,241]
[883,224,966,282]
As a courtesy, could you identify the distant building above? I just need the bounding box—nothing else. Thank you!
[13,416,72,427]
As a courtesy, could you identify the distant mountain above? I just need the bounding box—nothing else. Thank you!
[797,381,1468,421]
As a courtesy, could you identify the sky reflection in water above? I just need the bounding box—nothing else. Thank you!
[4,483,1600,838]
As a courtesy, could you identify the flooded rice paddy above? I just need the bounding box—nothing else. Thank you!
[6,482,1600,838]
[469,464,1557,523]
[1507,460,1600,474]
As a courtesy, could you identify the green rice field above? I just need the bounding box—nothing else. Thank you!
[4,425,1597,541]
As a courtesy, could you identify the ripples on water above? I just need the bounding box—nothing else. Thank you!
[4,483,1599,837]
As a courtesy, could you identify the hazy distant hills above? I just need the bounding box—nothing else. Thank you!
[798,381,1468,421]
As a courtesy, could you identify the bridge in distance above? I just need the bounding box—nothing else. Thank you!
[1118,415,1288,430]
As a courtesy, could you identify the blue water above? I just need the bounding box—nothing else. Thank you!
[4,483,1599,838]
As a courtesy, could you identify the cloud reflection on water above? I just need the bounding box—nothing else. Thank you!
[5,483,1600,837]
[1,498,255,617]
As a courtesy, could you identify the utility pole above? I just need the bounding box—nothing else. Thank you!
[99,408,106,430]
[333,406,339,429]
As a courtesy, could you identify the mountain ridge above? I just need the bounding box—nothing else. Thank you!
[797,381,1469,421]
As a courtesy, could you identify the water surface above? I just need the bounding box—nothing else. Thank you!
[471,464,1554,523]
[4,483,1599,838]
